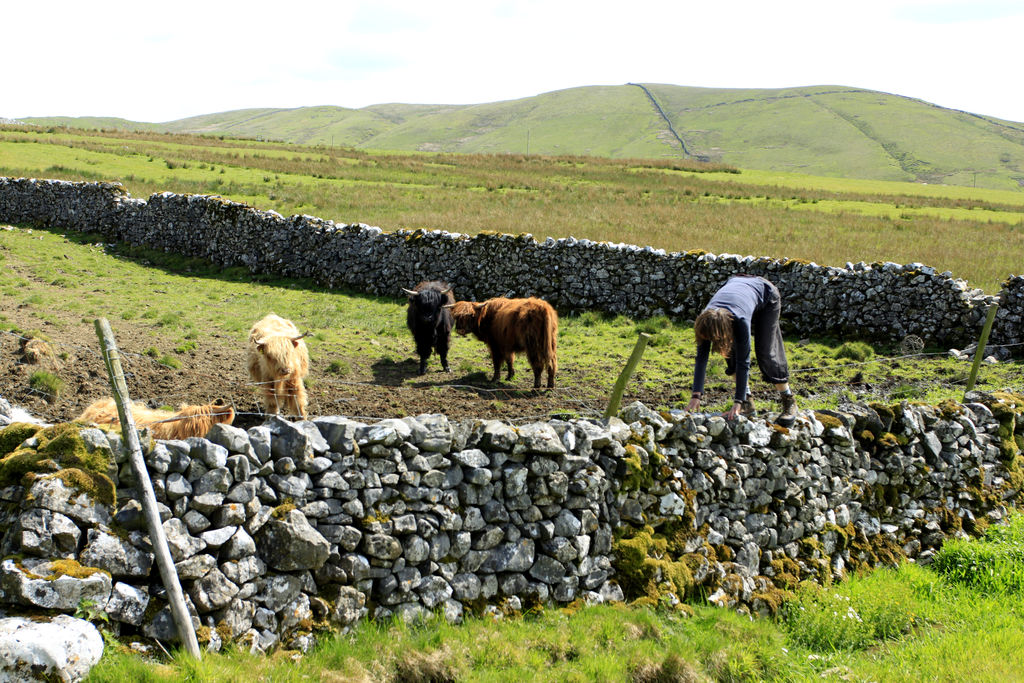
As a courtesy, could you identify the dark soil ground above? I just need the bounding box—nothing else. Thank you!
[4,294,1002,433]
[0,304,692,432]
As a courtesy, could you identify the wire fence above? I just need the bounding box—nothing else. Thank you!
[0,327,610,427]
[3,327,1023,430]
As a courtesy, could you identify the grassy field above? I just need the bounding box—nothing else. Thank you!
[1,127,1023,681]
[83,515,1024,682]
[2,125,1023,292]
[1,224,1021,429]
[20,84,1024,191]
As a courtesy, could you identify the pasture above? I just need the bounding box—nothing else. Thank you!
[1,224,1021,430]
[1,125,1023,291]
[1,126,1024,682]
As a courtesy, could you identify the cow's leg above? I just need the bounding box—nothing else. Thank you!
[490,352,502,383]
[286,378,308,419]
[436,338,451,373]
[547,362,556,388]
[506,353,515,381]
[263,387,280,415]
[527,352,544,388]
[416,338,432,375]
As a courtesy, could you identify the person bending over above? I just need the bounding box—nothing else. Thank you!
[687,274,798,427]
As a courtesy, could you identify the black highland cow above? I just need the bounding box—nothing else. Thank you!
[403,281,455,375]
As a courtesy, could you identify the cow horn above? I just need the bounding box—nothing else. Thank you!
[402,288,418,297]
[441,287,452,295]
[442,303,455,308]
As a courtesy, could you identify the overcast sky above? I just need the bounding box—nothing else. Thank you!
[7,0,1023,123]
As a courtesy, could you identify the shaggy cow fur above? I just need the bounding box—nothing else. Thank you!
[403,281,455,375]
[77,398,235,440]
[450,297,558,388]
[247,313,310,418]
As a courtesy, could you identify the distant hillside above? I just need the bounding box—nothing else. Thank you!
[20,84,1024,191]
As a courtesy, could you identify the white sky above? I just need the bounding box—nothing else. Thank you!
[6,0,1024,123]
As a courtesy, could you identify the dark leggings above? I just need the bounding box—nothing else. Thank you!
[751,279,789,385]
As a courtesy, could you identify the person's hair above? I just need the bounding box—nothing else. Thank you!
[694,308,734,357]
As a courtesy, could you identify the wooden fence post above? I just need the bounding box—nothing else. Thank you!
[964,304,999,400]
[94,318,202,659]
[604,333,652,420]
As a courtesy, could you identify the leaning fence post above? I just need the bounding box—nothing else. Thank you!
[965,304,999,400]
[604,333,652,419]
[94,318,202,659]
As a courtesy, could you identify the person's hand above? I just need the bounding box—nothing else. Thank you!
[686,397,701,412]
[722,402,741,420]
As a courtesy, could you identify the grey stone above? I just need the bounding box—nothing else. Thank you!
[247,426,273,464]
[0,615,104,683]
[12,508,80,558]
[279,593,313,634]
[450,573,482,601]
[529,555,567,584]
[403,535,430,564]
[220,556,265,586]
[220,528,257,561]
[0,558,111,611]
[79,527,155,578]
[481,539,535,573]
[105,582,150,626]
[183,509,212,534]
[452,448,489,468]
[475,421,518,451]
[255,508,330,571]
[214,598,256,639]
[207,423,253,455]
[175,554,217,580]
[312,416,363,453]
[194,467,233,496]
[257,574,304,612]
[200,525,238,549]
[163,518,207,561]
[363,533,403,560]
[190,492,226,515]
[26,475,111,526]
[166,472,192,499]
[517,423,567,455]
[189,568,239,612]
[190,438,229,469]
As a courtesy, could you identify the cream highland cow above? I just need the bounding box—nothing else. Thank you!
[247,313,310,419]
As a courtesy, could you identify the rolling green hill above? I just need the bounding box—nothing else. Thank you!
[18,84,1024,190]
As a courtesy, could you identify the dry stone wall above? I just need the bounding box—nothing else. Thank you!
[1,176,1019,347]
[1,392,1022,650]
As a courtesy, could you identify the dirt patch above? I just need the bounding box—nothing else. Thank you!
[0,304,688,431]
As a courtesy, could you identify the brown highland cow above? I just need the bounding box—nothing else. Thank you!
[450,297,558,388]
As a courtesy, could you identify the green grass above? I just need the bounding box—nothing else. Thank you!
[1,225,1021,420]
[933,513,1024,594]
[84,559,1024,682]
[28,370,63,402]
[20,84,1024,191]
[2,125,1023,291]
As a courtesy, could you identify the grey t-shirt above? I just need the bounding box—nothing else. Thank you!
[692,276,772,402]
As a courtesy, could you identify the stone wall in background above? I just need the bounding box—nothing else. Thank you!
[1,177,1018,348]
[1,392,1021,650]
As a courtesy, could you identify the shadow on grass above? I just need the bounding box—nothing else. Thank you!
[53,225,405,312]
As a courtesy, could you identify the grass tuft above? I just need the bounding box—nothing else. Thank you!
[28,370,63,401]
